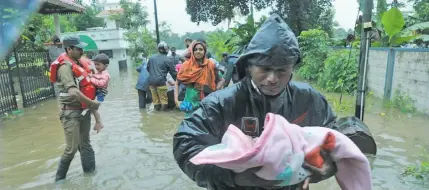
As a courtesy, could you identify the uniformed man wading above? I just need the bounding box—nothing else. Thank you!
[49,36,100,182]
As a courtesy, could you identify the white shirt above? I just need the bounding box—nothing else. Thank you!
[166,73,175,92]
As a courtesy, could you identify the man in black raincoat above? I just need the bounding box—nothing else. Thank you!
[173,14,337,190]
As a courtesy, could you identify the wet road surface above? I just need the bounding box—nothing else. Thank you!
[0,71,428,190]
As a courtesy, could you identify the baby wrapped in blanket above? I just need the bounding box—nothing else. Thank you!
[190,113,372,189]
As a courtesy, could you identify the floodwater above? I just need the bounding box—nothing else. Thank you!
[0,70,428,190]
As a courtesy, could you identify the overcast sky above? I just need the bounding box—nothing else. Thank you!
[99,0,419,35]
[138,0,360,34]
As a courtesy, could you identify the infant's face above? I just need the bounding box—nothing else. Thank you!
[94,61,106,72]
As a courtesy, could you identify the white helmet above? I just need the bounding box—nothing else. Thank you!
[158,41,169,50]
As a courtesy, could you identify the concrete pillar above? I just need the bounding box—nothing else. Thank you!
[54,14,61,38]
[383,49,396,99]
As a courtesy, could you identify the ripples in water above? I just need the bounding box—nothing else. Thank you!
[0,72,428,190]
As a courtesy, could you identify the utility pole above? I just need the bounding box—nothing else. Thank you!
[153,0,160,44]
[355,0,374,121]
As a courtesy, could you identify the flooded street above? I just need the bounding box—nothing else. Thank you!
[1,71,428,190]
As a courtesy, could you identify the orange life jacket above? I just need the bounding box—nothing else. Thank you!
[50,53,96,109]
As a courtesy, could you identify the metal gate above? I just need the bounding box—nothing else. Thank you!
[14,51,55,108]
[0,57,18,115]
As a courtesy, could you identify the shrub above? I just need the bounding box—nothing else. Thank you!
[317,49,359,94]
[403,147,429,182]
[384,90,417,113]
[297,29,330,80]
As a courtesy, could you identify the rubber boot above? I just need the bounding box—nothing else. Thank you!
[160,104,167,111]
[55,158,71,182]
[154,104,161,111]
[81,151,95,173]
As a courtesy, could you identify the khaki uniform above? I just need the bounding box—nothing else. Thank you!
[55,63,95,181]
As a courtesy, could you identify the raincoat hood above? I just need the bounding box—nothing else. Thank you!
[236,14,301,80]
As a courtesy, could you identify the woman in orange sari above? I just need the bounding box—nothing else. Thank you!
[175,41,224,115]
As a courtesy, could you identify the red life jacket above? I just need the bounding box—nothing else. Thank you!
[50,53,96,109]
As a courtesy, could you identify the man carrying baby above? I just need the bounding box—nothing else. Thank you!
[172,14,338,190]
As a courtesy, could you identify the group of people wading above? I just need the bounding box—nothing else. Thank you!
[51,14,376,190]
[136,38,229,116]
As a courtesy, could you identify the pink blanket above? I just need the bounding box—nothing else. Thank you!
[190,113,372,189]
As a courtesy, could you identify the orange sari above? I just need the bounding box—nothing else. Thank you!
[177,42,217,92]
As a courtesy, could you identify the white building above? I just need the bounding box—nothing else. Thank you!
[61,0,130,73]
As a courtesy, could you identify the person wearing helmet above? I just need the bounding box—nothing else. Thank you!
[173,14,338,190]
[147,41,177,111]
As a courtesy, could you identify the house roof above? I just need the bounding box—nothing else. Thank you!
[96,8,124,17]
[38,0,85,15]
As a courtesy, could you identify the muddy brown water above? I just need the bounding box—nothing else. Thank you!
[0,71,428,190]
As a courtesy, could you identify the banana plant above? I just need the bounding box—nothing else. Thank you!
[372,7,426,47]
[225,15,267,54]
[207,30,236,60]
[223,2,267,54]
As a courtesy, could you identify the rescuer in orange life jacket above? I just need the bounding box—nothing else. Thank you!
[49,36,101,182]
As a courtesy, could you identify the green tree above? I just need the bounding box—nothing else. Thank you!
[44,15,78,33]
[13,13,77,51]
[297,29,330,81]
[182,31,208,42]
[272,0,335,36]
[111,0,150,30]
[112,0,152,60]
[226,7,267,54]
[318,50,359,94]
[375,0,388,28]
[185,0,270,25]
[206,30,236,60]
[163,32,182,49]
[411,0,429,22]
[184,0,335,37]
[159,21,172,42]
[125,28,157,61]
[1,4,78,52]
[165,31,210,50]
[388,0,406,8]
[72,4,105,31]
[332,28,349,39]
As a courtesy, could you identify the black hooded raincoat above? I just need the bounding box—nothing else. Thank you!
[173,14,337,190]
